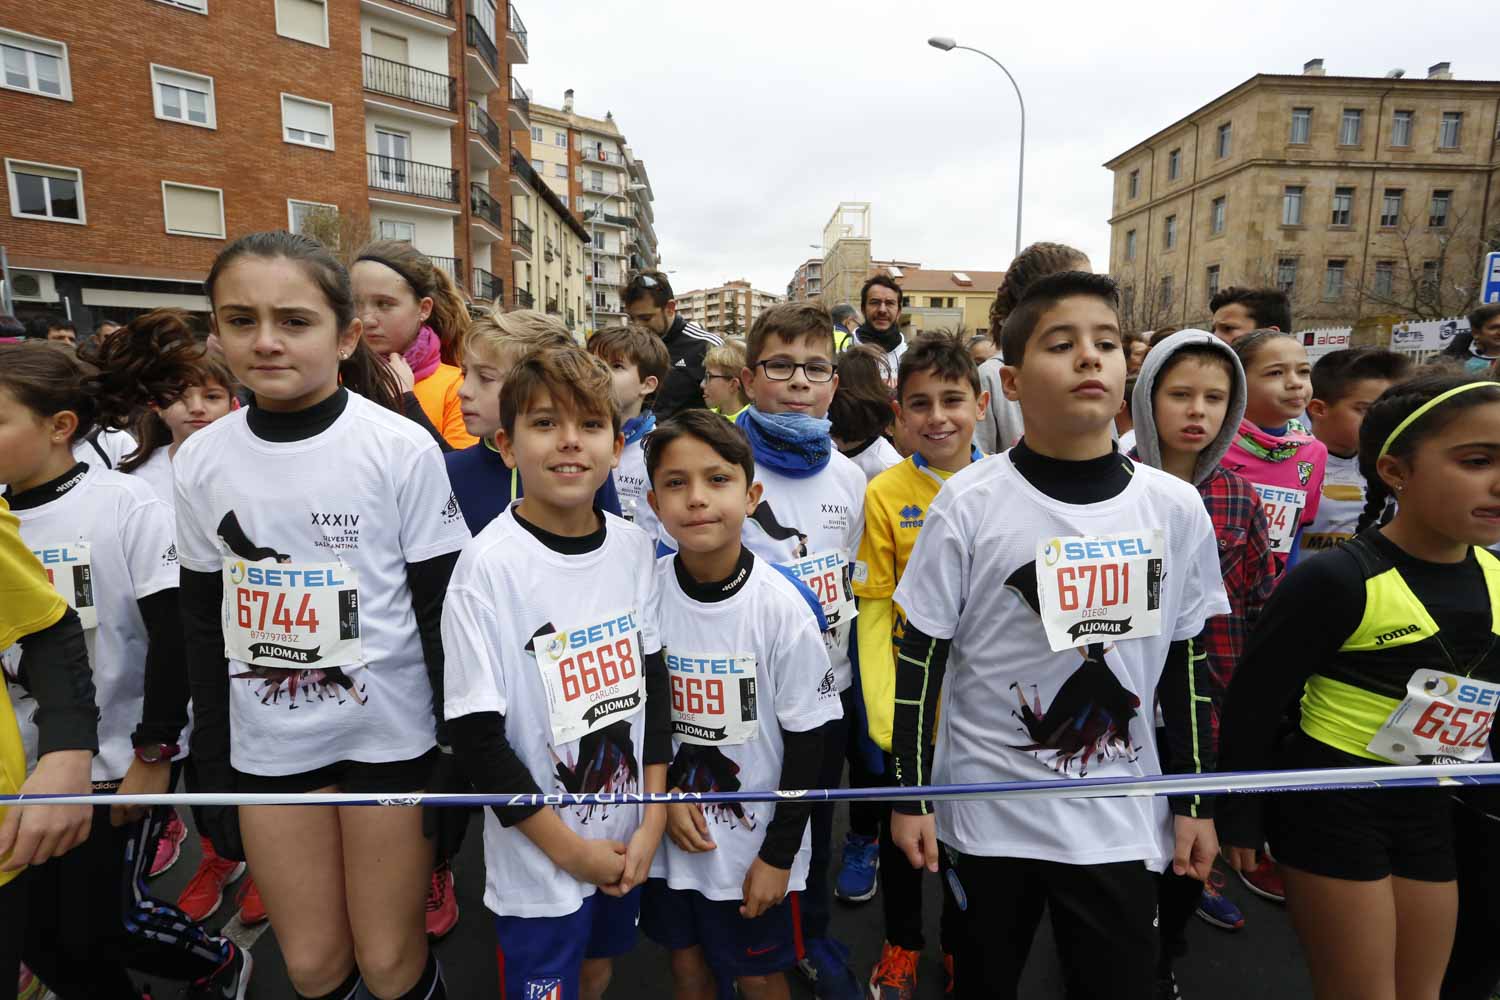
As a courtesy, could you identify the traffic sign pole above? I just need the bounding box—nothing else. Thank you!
[1482,251,1500,305]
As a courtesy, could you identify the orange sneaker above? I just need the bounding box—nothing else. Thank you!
[425,862,459,939]
[944,952,955,995]
[869,941,920,1000]
[177,836,246,921]
[236,877,268,925]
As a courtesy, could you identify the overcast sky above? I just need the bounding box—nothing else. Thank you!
[519,0,1492,298]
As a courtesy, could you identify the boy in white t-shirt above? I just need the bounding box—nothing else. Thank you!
[443,346,671,1000]
[888,272,1230,1000]
[639,409,842,999]
[588,323,671,544]
[1304,348,1412,552]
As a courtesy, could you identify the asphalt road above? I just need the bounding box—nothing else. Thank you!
[135,805,1312,999]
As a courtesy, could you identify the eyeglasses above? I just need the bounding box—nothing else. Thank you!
[755,359,835,383]
[702,373,738,382]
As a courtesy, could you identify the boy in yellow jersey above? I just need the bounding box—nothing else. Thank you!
[852,333,988,999]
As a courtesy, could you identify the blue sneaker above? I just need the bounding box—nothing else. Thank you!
[796,937,864,999]
[833,832,879,903]
[1194,872,1245,931]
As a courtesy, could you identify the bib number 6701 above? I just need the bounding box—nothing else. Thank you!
[1055,563,1130,612]
[558,638,636,702]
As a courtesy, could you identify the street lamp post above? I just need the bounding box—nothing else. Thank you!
[928,36,1025,259]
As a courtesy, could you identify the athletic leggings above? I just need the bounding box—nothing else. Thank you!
[6,801,228,999]
[1441,789,1500,1000]
[877,753,958,954]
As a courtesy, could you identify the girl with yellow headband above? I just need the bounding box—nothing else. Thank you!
[1217,373,1500,1000]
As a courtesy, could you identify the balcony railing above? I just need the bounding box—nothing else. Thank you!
[546,297,559,315]
[582,180,618,195]
[512,218,533,253]
[429,255,462,287]
[580,147,624,166]
[385,0,452,16]
[366,153,458,202]
[516,288,534,309]
[544,237,555,262]
[473,268,500,302]
[466,14,498,74]
[466,100,500,153]
[509,76,530,119]
[362,54,455,111]
[508,4,528,53]
[470,182,501,228]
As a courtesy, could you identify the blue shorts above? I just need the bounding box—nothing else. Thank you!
[640,879,804,980]
[493,886,642,999]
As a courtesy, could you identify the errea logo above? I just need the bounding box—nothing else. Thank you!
[898,504,924,529]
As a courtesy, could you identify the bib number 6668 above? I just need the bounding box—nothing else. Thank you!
[558,638,636,702]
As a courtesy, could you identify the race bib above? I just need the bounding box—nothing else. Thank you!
[1036,531,1164,652]
[1253,484,1307,554]
[781,549,857,629]
[222,557,361,669]
[666,651,758,746]
[533,610,644,746]
[1367,669,1500,764]
[32,540,96,630]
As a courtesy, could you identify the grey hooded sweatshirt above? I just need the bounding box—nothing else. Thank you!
[1130,330,1247,485]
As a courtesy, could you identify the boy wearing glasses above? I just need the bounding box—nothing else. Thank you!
[735,302,870,995]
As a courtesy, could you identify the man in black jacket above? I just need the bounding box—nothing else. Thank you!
[623,271,723,417]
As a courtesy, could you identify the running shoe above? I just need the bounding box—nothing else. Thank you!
[177,836,247,922]
[236,877,267,926]
[425,861,459,939]
[833,832,879,903]
[17,964,42,1000]
[148,808,189,878]
[943,953,954,995]
[1195,871,1245,931]
[796,937,864,999]
[868,941,919,999]
[1155,971,1181,999]
[1237,858,1286,904]
[184,941,252,1000]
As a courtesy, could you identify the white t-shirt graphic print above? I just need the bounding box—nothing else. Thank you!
[172,394,469,775]
[893,453,1229,870]
[442,506,660,918]
[613,436,663,548]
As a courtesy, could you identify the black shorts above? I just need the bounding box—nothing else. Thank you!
[233,748,438,795]
[1268,733,1455,883]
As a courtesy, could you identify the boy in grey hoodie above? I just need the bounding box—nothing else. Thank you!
[1130,331,1279,974]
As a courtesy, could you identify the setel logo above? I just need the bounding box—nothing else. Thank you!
[898,504,924,529]
[230,561,347,588]
[546,613,639,660]
[1042,534,1155,567]
[1422,673,1500,707]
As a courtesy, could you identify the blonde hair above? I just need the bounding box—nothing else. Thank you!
[703,341,750,409]
[466,308,575,366]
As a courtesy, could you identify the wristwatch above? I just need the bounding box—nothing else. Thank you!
[133,742,180,764]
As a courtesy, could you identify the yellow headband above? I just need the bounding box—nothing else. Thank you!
[1379,381,1500,459]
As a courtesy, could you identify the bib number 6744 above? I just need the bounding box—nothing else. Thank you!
[235,588,320,632]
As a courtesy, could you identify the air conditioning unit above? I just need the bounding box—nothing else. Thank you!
[9,271,56,302]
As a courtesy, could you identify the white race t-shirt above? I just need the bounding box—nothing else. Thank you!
[172,393,469,775]
[1303,451,1365,553]
[73,428,139,470]
[613,437,663,549]
[893,453,1229,870]
[442,506,661,918]
[129,449,175,512]
[740,452,866,692]
[2,465,178,782]
[846,437,902,484]
[648,555,842,900]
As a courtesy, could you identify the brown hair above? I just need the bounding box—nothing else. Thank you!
[644,408,755,488]
[988,242,1089,342]
[623,270,675,309]
[206,231,403,412]
[828,344,894,445]
[354,239,472,365]
[588,323,672,390]
[120,347,238,474]
[499,346,620,436]
[745,302,836,367]
[896,331,982,402]
[466,308,574,366]
[860,274,903,312]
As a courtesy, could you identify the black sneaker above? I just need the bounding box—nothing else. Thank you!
[1156,971,1182,1000]
[185,941,253,1000]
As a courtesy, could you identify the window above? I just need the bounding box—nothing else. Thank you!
[1206,265,1221,299]
[1439,112,1462,149]
[161,181,224,238]
[530,157,542,173]
[553,163,567,178]
[288,199,336,234]
[1324,260,1346,300]
[1330,186,1354,226]
[1373,261,1394,298]
[1380,188,1404,227]
[1391,110,1414,147]
[529,126,542,141]
[928,296,944,308]
[6,159,83,223]
[554,131,567,147]
[1158,276,1174,310]
[1122,286,1136,319]
[150,65,214,128]
[1167,148,1181,180]
[590,169,603,190]
[1276,257,1298,295]
[1164,214,1177,249]
[1216,122,1232,159]
[153,0,207,9]
[1282,185,1304,225]
[1339,108,1362,145]
[379,219,416,243]
[1127,169,1139,199]
[1420,261,1440,301]
[1,30,68,100]
[1289,107,1311,144]
[1124,229,1137,261]
[275,0,328,47]
[1429,189,1452,227]
[1210,196,1226,235]
[281,94,333,148]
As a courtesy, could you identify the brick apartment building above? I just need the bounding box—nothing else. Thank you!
[0,0,530,334]
[674,279,782,337]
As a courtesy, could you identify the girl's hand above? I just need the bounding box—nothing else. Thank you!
[0,749,93,871]
[385,352,415,392]
[110,759,172,827]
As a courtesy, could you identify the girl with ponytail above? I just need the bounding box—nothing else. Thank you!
[1218,373,1500,1000]
[352,240,476,448]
